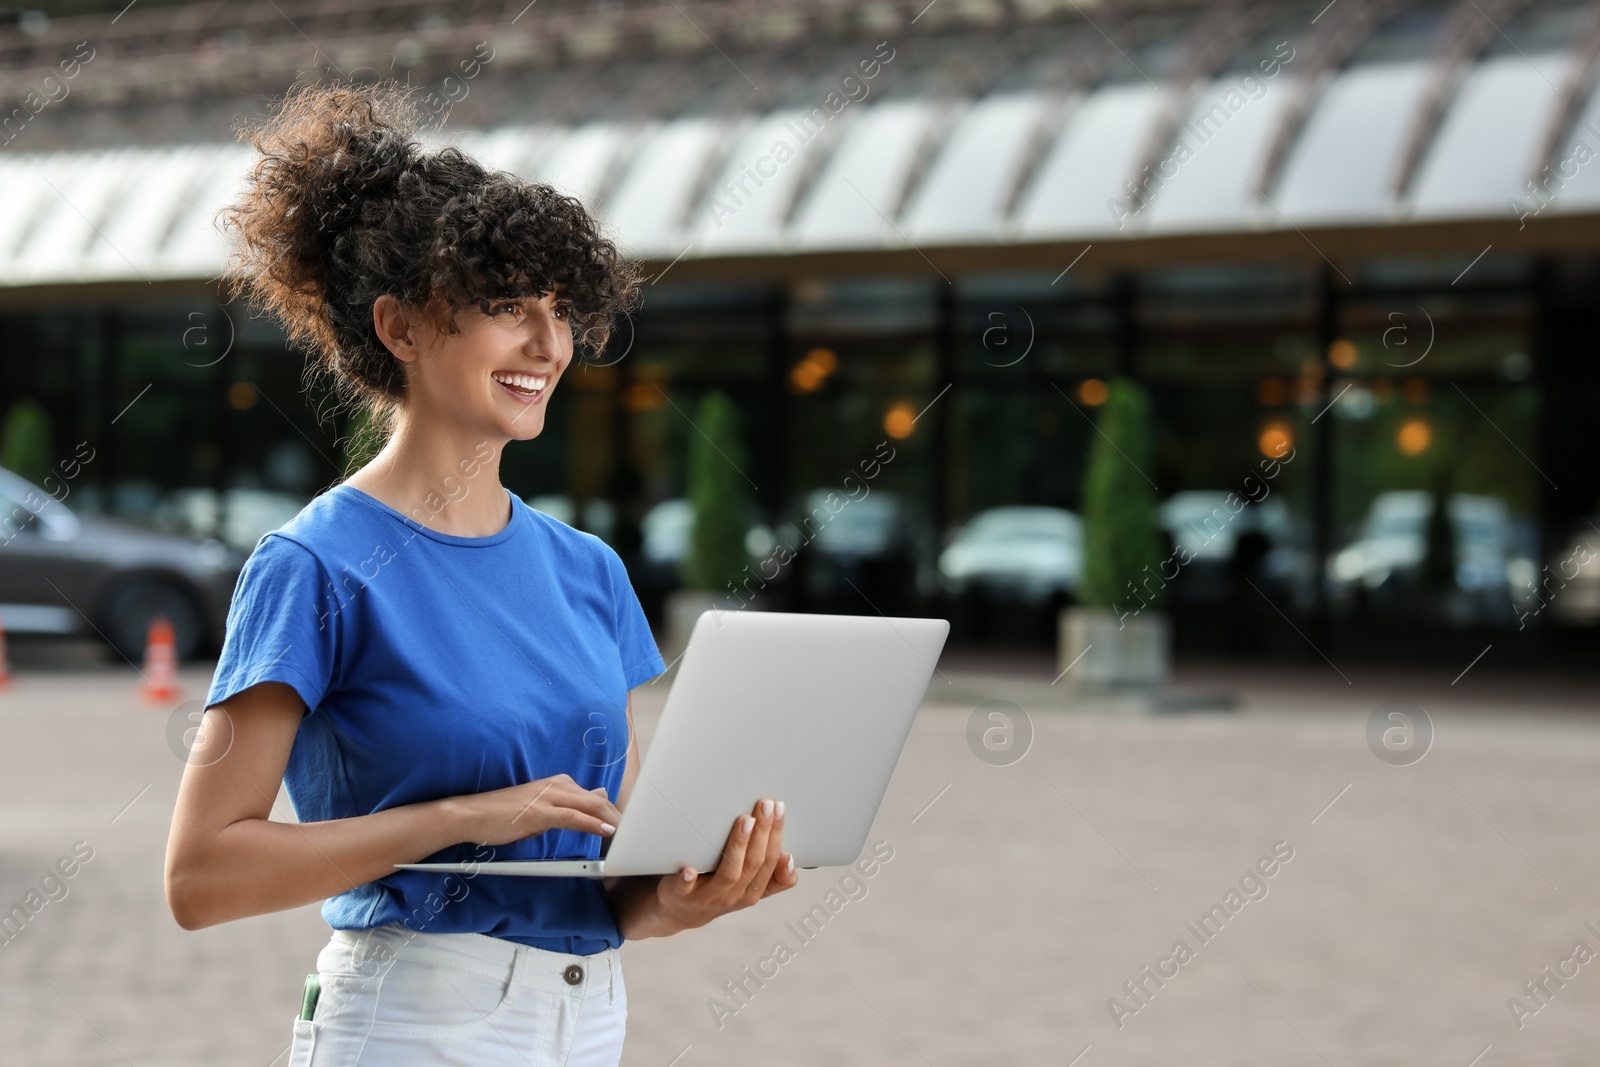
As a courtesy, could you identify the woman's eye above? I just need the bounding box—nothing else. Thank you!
[490,302,522,317]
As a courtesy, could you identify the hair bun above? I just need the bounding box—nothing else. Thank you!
[320,119,416,230]
[220,83,427,363]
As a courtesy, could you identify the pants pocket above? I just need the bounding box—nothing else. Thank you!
[320,957,516,1034]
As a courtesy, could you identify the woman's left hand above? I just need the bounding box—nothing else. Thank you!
[653,797,798,932]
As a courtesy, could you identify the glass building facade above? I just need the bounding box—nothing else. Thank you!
[2,245,1591,659]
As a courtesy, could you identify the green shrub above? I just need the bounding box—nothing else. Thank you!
[0,398,53,484]
[1078,378,1164,610]
[681,391,751,593]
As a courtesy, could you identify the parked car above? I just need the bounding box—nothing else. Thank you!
[1542,518,1600,626]
[1158,491,1314,608]
[1328,490,1529,621]
[640,498,693,569]
[938,506,1083,606]
[635,497,776,589]
[0,466,244,661]
[1160,491,1288,562]
[782,489,933,612]
[153,487,308,553]
[525,494,617,540]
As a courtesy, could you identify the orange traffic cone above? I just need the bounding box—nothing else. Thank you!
[0,615,10,691]
[141,617,180,705]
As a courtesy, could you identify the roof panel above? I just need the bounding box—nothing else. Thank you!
[687,110,823,255]
[160,146,254,279]
[0,156,56,282]
[428,125,555,178]
[13,150,137,284]
[1410,52,1571,218]
[1014,83,1163,239]
[1546,81,1600,212]
[903,92,1043,244]
[605,116,724,258]
[526,121,632,209]
[790,99,937,250]
[1141,76,1295,233]
[1275,61,1433,223]
[90,147,213,279]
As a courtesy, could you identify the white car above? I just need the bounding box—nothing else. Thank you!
[1329,491,1530,617]
[1159,490,1297,562]
[938,507,1082,606]
[154,487,308,553]
[1544,519,1600,625]
[525,495,616,541]
[639,497,773,571]
[1156,490,1315,608]
[640,498,693,566]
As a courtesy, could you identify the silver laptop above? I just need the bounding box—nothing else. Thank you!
[396,609,949,878]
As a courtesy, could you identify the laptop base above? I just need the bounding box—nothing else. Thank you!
[395,859,609,878]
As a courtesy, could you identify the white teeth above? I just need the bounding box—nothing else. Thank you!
[493,372,548,393]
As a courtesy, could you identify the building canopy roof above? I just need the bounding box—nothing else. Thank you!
[0,0,1597,286]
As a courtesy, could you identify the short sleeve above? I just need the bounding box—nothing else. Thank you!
[603,546,666,689]
[205,533,341,715]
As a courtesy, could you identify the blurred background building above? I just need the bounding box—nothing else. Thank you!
[0,0,1597,663]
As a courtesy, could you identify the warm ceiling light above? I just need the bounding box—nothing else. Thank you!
[227,382,257,410]
[1256,378,1287,406]
[567,364,619,390]
[1397,417,1431,455]
[788,363,823,394]
[805,347,838,374]
[883,401,916,439]
[622,381,667,412]
[1258,421,1293,458]
[1327,339,1358,369]
[1077,378,1108,406]
[787,347,839,394]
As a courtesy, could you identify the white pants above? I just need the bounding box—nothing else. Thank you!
[288,923,627,1066]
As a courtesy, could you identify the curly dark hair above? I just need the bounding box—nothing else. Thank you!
[218,80,641,418]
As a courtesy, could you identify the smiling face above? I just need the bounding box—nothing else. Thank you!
[386,289,575,442]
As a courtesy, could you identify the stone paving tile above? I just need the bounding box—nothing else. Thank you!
[1,661,1597,1066]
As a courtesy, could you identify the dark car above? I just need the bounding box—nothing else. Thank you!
[0,466,244,661]
[782,489,934,615]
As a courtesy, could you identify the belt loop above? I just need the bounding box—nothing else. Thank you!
[509,942,528,999]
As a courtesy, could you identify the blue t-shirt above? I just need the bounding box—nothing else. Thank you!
[205,482,666,954]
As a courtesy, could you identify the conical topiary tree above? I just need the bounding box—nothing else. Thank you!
[1078,378,1164,611]
[681,391,750,593]
[0,399,53,485]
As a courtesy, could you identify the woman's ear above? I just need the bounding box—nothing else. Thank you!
[372,294,419,365]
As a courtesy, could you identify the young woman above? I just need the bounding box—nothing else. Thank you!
[164,82,796,1067]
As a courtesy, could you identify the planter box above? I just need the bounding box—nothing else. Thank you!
[662,588,764,665]
[1057,606,1170,691]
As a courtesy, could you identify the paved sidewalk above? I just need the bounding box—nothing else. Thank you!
[1,654,1597,1066]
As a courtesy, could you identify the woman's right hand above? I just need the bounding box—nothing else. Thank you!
[445,775,622,847]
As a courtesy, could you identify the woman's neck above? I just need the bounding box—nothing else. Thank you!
[344,416,510,538]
